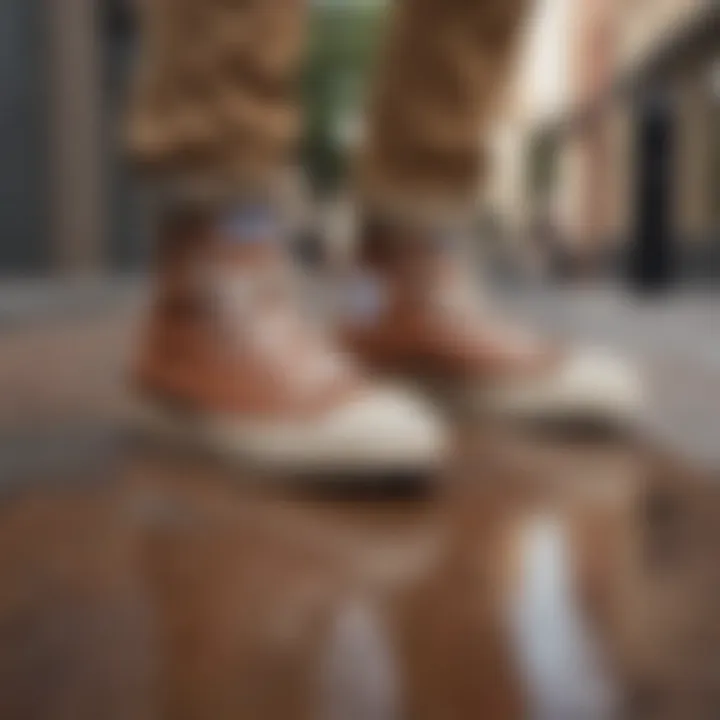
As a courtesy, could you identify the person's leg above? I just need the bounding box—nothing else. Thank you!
[357,0,527,223]
[127,0,446,475]
[127,0,305,198]
[342,0,641,424]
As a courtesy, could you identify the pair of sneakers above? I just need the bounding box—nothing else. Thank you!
[132,211,641,477]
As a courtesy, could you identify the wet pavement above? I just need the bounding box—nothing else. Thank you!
[0,294,718,719]
[501,285,720,469]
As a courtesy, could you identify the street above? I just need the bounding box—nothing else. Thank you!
[0,281,718,717]
[501,285,720,468]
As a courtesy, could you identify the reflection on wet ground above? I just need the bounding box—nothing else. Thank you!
[510,515,618,719]
[0,313,718,719]
[0,424,717,719]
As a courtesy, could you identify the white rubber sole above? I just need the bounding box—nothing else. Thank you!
[395,349,644,431]
[128,389,447,478]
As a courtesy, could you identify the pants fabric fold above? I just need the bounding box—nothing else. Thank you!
[127,0,527,218]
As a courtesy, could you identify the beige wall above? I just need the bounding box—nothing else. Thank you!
[486,0,718,253]
[566,0,718,250]
[675,70,717,240]
[559,0,618,249]
[485,0,575,234]
[606,106,633,242]
[485,119,528,235]
[615,0,709,74]
[47,0,105,274]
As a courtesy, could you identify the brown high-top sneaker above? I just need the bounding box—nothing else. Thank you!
[339,226,642,426]
[132,210,447,475]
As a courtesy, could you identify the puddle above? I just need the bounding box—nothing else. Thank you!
[508,515,620,719]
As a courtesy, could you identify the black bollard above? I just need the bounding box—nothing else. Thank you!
[628,90,677,294]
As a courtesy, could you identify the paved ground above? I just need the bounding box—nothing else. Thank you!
[0,278,718,718]
[2,278,717,469]
[500,285,720,469]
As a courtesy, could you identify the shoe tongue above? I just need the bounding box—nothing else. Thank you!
[212,236,284,268]
[216,204,279,245]
[414,244,488,315]
[413,246,554,364]
[354,227,487,322]
[205,244,353,395]
[342,272,390,326]
[481,320,546,359]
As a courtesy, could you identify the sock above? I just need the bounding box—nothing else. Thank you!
[216,203,278,244]
[342,272,388,326]
[360,216,459,267]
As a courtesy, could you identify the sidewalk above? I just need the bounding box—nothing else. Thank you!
[0,277,141,330]
[499,284,720,469]
[0,278,718,470]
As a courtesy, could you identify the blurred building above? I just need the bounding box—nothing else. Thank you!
[482,0,568,281]
[493,0,720,281]
[0,0,153,277]
[487,0,574,240]
[0,0,51,274]
[0,0,384,278]
[2,0,717,279]
[610,0,720,281]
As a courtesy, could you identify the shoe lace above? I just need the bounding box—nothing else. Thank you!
[425,253,542,358]
[208,260,351,396]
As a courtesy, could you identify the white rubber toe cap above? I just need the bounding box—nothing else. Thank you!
[209,387,448,474]
[485,348,644,424]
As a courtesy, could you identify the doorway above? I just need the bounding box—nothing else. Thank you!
[0,0,49,274]
[629,91,677,292]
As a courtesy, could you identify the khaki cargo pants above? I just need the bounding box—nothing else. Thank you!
[127,0,527,220]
